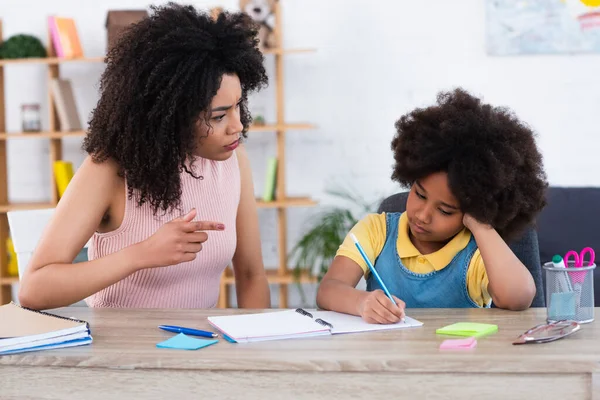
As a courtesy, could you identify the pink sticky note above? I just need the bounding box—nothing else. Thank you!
[439,337,477,350]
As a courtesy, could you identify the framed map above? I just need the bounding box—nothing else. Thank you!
[486,0,600,55]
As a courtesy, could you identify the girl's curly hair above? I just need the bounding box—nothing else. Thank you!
[391,88,548,240]
[83,3,267,214]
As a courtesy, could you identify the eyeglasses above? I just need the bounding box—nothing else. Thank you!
[513,320,581,345]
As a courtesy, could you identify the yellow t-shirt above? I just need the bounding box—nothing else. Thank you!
[336,212,491,307]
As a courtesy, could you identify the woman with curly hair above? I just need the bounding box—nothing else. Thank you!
[317,88,548,322]
[19,3,271,310]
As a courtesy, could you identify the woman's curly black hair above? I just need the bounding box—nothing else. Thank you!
[83,3,268,214]
[391,88,548,240]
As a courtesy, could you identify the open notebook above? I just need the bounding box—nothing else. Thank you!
[0,302,92,355]
[207,309,423,343]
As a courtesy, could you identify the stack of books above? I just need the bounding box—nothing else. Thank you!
[48,16,83,59]
[47,16,83,133]
[0,302,92,355]
[53,160,75,199]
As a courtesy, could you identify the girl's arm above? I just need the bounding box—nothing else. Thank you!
[230,146,270,308]
[464,215,536,311]
[317,256,404,324]
[18,157,144,310]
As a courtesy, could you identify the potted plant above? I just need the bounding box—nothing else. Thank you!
[0,34,46,59]
[288,186,384,288]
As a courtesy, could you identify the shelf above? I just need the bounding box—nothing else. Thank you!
[0,276,19,285]
[262,48,316,55]
[221,268,318,285]
[248,123,316,132]
[0,131,87,140]
[256,197,317,208]
[0,56,105,66]
[0,52,315,64]
[0,124,315,140]
[0,202,55,214]
[0,50,315,66]
[0,199,316,213]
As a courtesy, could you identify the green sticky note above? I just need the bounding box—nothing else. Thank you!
[436,322,498,338]
[156,333,218,350]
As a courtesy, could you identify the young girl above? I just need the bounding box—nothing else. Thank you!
[19,4,271,310]
[317,88,548,324]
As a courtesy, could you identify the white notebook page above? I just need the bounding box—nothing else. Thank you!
[310,310,423,334]
[208,310,330,342]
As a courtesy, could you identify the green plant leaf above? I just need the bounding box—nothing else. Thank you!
[288,186,383,289]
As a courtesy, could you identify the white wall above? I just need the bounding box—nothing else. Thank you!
[3,0,600,307]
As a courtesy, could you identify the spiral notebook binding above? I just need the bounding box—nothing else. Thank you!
[295,308,313,318]
[315,318,333,329]
[12,301,90,328]
[295,308,333,329]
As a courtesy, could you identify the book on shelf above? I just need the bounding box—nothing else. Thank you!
[105,10,149,53]
[6,237,18,277]
[262,157,278,202]
[48,16,83,58]
[49,78,82,131]
[53,160,75,199]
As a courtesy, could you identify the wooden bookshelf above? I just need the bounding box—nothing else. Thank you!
[0,19,107,304]
[256,197,317,208]
[0,56,105,66]
[0,202,55,214]
[220,268,318,285]
[262,48,316,55]
[0,130,88,140]
[0,276,18,285]
[0,10,318,306]
[0,123,316,140]
[0,50,314,65]
[0,50,314,66]
[0,198,316,214]
[218,267,318,308]
[217,2,318,308]
[0,20,6,303]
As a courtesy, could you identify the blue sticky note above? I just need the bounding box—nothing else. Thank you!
[156,333,218,350]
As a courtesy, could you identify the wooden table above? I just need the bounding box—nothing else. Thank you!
[1,308,599,399]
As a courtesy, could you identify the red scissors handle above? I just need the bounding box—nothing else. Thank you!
[580,247,595,267]
[565,247,595,267]
[565,250,581,267]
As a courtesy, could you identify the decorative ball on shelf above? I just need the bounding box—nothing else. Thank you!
[240,0,279,50]
[0,34,47,59]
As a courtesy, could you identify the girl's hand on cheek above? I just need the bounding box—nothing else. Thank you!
[462,214,492,234]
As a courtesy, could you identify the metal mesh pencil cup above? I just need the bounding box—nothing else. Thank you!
[543,261,595,324]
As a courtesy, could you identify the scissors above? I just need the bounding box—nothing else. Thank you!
[564,247,595,287]
[564,247,595,268]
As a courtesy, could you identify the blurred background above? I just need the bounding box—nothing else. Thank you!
[0,0,598,308]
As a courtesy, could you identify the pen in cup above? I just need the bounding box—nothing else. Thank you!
[551,255,573,292]
[350,233,405,322]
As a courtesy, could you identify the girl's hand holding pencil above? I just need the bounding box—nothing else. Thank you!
[357,290,406,324]
[350,233,406,324]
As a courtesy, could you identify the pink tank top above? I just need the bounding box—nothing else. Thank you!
[86,152,240,308]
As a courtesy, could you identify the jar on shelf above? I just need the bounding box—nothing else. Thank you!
[251,105,266,126]
[21,104,41,132]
